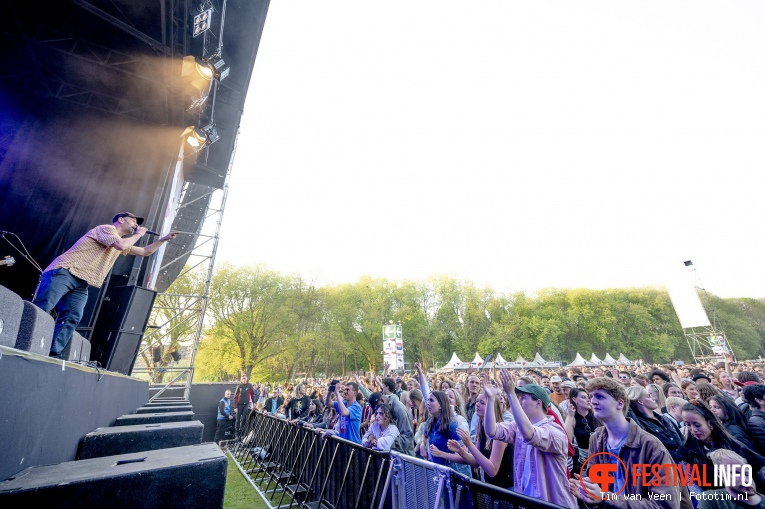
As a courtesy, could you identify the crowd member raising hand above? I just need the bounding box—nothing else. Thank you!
[484,369,577,508]
[448,381,513,489]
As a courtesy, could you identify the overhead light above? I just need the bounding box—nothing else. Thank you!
[206,56,230,81]
[181,56,213,109]
[181,125,219,151]
[193,8,213,38]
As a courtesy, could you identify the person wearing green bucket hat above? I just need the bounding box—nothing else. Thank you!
[483,369,577,508]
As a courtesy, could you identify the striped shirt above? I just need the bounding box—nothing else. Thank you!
[44,225,131,287]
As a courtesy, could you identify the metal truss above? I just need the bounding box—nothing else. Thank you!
[683,325,734,364]
[132,135,237,400]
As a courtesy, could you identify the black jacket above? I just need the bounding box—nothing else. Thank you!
[748,408,765,452]
[631,409,685,462]
[264,396,284,414]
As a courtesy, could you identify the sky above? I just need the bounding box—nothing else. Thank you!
[215,1,765,299]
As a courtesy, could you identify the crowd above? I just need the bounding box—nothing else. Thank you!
[218,355,765,508]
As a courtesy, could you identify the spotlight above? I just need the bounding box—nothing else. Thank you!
[206,56,230,81]
[181,56,213,108]
[169,347,181,362]
[193,8,213,38]
[181,125,219,150]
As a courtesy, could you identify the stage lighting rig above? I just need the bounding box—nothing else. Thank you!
[193,8,213,38]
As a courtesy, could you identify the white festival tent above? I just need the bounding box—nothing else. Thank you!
[494,353,507,367]
[470,352,485,367]
[567,353,588,367]
[603,353,617,365]
[589,353,604,365]
[439,352,467,372]
[617,353,634,365]
[529,352,562,368]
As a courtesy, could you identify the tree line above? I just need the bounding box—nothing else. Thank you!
[159,263,765,382]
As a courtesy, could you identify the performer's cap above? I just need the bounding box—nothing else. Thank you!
[112,212,145,225]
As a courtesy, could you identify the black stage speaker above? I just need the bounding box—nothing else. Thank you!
[61,331,90,362]
[0,443,226,507]
[0,285,24,348]
[15,301,54,355]
[89,285,156,374]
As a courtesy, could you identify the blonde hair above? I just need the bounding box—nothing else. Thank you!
[708,448,747,465]
[665,396,686,410]
[646,384,666,409]
[625,386,644,402]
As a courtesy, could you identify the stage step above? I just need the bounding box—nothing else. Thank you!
[114,411,194,426]
[78,421,204,459]
[135,404,193,414]
[0,443,226,507]
[144,400,190,407]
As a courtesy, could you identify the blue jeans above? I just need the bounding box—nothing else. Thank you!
[32,268,90,355]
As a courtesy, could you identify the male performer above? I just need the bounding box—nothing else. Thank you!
[33,212,177,358]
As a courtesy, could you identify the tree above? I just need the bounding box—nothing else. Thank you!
[205,263,297,377]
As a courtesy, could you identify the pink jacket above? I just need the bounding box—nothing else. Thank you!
[491,417,578,509]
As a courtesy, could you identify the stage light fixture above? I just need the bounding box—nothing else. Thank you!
[193,8,213,38]
[181,125,219,150]
[206,56,230,81]
[182,126,208,148]
[181,56,213,109]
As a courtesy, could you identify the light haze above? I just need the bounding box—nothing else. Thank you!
[216,1,765,299]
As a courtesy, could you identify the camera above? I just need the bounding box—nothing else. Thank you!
[328,379,340,393]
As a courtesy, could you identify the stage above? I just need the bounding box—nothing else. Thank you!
[0,346,148,480]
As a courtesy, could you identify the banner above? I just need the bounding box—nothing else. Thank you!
[382,323,404,371]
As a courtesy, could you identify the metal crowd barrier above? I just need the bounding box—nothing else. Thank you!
[226,412,392,509]
[226,412,565,509]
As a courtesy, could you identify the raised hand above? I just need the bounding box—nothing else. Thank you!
[499,369,516,395]
[483,382,499,399]
[414,360,423,374]
[455,426,472,448]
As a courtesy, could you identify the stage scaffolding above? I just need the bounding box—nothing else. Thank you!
[131,138,236,400]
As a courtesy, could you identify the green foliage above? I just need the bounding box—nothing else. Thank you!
[190,263,765,381]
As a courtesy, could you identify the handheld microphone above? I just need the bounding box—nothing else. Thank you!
[145,229,160,236]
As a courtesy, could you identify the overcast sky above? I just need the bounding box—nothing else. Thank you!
[215,1,765,299]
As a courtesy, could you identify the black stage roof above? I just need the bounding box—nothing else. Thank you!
[0,0,270,298]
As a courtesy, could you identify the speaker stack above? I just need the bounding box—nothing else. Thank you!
[89,285,156,374]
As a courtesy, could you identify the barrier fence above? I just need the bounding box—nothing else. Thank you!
[226,412,565,509]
